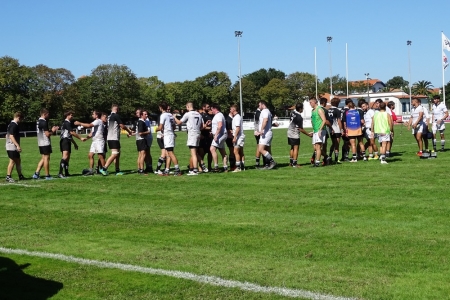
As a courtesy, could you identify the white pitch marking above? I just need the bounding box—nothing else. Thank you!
[0,247,358,300]
[0,183,41,188]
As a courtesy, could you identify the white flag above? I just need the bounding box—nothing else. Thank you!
[444,51,449,70]
[443,32,450,51]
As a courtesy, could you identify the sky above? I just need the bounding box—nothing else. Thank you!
[2,0,450,88]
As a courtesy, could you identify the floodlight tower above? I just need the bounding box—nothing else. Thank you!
[365,73,370,101]
[235,31,243,115]
[327,36,333,98]
[407,40,412,113]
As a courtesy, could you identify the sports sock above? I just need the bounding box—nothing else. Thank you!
[441,140,445,148]
[255,157,260,166]
[433,139,437,147]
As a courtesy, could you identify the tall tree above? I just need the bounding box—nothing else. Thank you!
[138,76,166,112]
[244,68,286,91]
[285,72,316,103]
[386,76,409,90]
[320,74,347,96]
[195,71,231,107]
[412,80,433,96]
[89,64,140,119]
[230,78,259,113]
[258,78,290,115]
[0,56,38,122]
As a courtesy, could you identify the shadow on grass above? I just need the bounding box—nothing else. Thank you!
[0,256,63,300]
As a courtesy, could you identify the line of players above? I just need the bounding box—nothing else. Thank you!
[286,94,448,168]
[4,95,447,181]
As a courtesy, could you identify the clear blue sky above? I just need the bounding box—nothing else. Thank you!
[2,0,450,88]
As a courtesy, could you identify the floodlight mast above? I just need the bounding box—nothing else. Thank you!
[327,36,333,98]
[235,31,243,116]
[407,40,412,113]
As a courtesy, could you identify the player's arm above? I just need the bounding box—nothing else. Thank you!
[233,126,240,142]
[9,134,21,152]
[215,121,223,141]
[371,116,375,134]
[119,123,132,135]
[74,121,94,128]
[44,126,59,137]
[173,114,183,125]
[441,110,449,123]
[412,112,423,128]
[259,118,268,134]
[389,114,393,134]
[318,109,326,132]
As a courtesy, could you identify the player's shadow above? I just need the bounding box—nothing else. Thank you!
[0,256,63,300]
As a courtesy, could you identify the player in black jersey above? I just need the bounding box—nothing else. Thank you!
[198,103,213,171]
[5,112,25,183]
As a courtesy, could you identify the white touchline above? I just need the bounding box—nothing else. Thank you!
[0,247,358,300]
[0,183,41,188]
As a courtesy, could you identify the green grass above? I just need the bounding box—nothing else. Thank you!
[1,126,450,299]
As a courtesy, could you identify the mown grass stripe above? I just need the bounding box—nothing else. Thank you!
[0,247,357,300]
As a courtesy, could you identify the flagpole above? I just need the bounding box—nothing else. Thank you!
[346,43,349,98]
[315,47,318,100]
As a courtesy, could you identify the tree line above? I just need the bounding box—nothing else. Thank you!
[1,55,449,124]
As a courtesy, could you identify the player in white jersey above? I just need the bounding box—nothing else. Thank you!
[431,95,449,152]
[174,102,205,175]
[75,111,106,176]
[407,98,424,156]
[230,104,246,172]
[156,102,181,176]
[256,100,277,169]
[361,101,379,160]
[33,108,59,180]
[209,103,229,172]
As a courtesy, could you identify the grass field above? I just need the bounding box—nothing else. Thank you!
[1,126,449,300]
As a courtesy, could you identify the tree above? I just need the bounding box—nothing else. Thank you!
[386,76,409,90]
[195,71,231,107]
[412,80,433,96]
[230,78,259,113]
[258,78,290,114]
[285,72,316,104]
[0,56,38,122]
[319,74,347,95]
[32,64,75,121]
[89,64,140,119]
[138,76,166,113]
[244,68,286,91]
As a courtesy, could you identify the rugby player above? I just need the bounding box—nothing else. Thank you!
[157,102,181,176]
[230,104,246,172]
[287,103,311,168]
[431,95,448,152]
[5,112,25,183]
[209,103,229,172]
[33,109,59,180]
[59,110,83,178]
[407,98,424,156]
[257,101,277,169]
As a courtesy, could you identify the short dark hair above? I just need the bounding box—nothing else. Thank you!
[375,99,383,104]
[433,95,441,100]
[40,108,49,115]
[345,98,353,105]
[64,110,74,118]
[379,102,387,110]
[331,98,340,107]
[295,103,303,111]
[159,102,169,111]
[319,97,328,106]
[387,101,395,108]
[258,100,268,107]
[210,103,221,111]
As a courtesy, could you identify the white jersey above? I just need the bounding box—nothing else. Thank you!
[411,105,424,124]
[386,106,392,116]
[432,102,448,122]
[212,112,226,135]
[258,108,272,134]
[364,109,375,129]
[232,113,244,138]
[180,110,203,132]
[91,119,104,141]
[160,112,175,135]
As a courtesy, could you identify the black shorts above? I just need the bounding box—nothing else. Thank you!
[331,133,342,139]
[107,140,121,150]
[288,137,300,146]
[165,147,174,152]
[157,138,164,150]
[226,138,234,148]
[342,135,350,142]
[136,139,148,152]
[254,135,260,143]
[200,135,212,152]
[60,139,71,153]
[7,150,20,159]
[39,145,52,155]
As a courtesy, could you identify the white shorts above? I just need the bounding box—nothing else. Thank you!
[187,131,200,147]
[211,133,227,149]
[412,124,423,135]
[233,135,245,148]
[164,133,175,149]
[364,128,374,140]
[377,134,391,143]
[89,140,105,154]
[432,121,445,134]
[312,131,325,144]
[259,130,273,146]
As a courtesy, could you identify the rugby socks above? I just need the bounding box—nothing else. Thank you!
[290,158,293,165]
[263,152,274,163]
[65,162,69,176]
[292,160,298,166]
[334,151,339,162]
[174,164,180,171]
[236,161,241,170]
[380,154,386,161]
[157,157,165,171]
[386,151,390,158]
[255,157,260,167]
[59,159,67,175]
[241,161,245,170]
[433,139,437,148]
[441,140,445,149]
